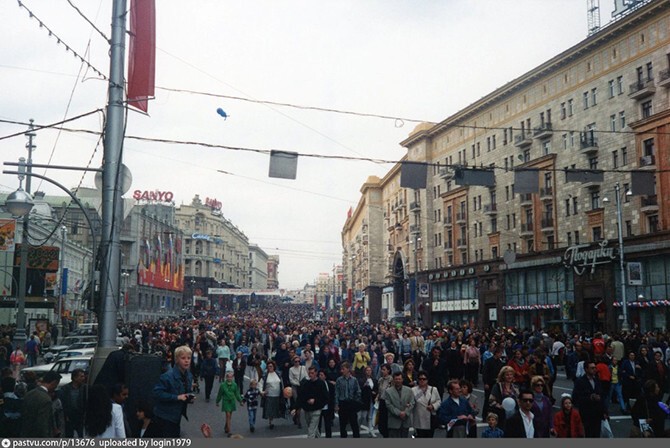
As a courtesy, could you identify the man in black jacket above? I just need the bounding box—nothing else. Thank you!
[571,361,608,438]
[421,347,447,399]
[504,389,539,438]
[482,348,505,417]
[58,369,87,437]
[297,366,328,438]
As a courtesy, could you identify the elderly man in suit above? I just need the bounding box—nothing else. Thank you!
[383,371,415,438]
[20,371,62,437]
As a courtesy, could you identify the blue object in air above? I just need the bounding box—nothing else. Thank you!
[216,107,228,119]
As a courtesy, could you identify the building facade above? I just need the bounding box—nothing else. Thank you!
[248,244,269,290]
[345,0,670,333]
[267,255,279,289]
[175,194,250,313]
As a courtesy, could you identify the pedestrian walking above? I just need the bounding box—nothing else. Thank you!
[216,371,244,437]
[242,379,261,433]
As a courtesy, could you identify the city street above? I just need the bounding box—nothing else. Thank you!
[178,367,638,439]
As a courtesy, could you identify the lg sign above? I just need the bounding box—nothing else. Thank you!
[132,190,174,202]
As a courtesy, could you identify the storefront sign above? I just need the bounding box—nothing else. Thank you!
[192,233,212,241]
[132,190,174,202]
[563,239,616,275]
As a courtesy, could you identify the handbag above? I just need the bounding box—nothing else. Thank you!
[430,413,440,430]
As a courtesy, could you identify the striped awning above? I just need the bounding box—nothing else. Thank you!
[613,300,670,308]
[502,304,561,311]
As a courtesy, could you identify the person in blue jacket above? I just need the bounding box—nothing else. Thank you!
[152,345,195,437]
[437,379,476,438]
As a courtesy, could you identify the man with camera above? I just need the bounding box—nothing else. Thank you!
[152,345,195,437]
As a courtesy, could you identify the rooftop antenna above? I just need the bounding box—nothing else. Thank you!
[587,0,601,36]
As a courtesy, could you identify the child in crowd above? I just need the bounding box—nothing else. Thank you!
[481,412,504,438]
[243,379,261,433]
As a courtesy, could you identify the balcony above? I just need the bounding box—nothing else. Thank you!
[629,78,656,100]
[444,242,454,251]
[443,215,453,227]
[456,212,467,223]
[456,238,467,248]
[519,193,533,206]
[539,187,553,200]
[409,201,421,212]
[659,69,670,88]
[579,132,599,154]
[483,203,498,214]
[639,154,656,168]
[640,195,659,212]
[520,222,534,235]
[541,216,554,230]
[410,224,420,235]
[533,122,553,139]
[514,133,533,148]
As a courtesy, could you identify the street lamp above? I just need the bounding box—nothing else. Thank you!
[121,271,130,323]
[4,157,98,351]
[603,182,632,332]
[410,234,421,325]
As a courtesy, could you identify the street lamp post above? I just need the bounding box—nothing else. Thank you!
[4,158,98,350]
[604,182,631,332]
[410,233,421,325]
[57,225,67,339]
[5,123,36,351]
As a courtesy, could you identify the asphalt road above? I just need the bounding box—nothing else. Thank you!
[178,367,640,439]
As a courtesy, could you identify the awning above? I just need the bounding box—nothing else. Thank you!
[613,300,670,308]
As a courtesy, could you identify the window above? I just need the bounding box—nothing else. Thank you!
[562,133,568,149]
[641,100,652,119]
[570,131,575,148]
[623,183,630,203]
[522,149,530,163]
[575,230,580,244]
[608,80,615,98]
[547,234,555,250]
[490,217,497,233]
[487,137,491,152]
[617,76,623,94]
[589,156,598,170]
[583,91,589,109]
[610,114,616,132]
[492,247,498,259]
[646,62,653,81]
[527,239,534,253]
[590,191,601,210]
[612,150,619,169]
[568,99,574,116]
[622,147,628,165]
[492,135,496,149]
[591,88,597,106]
[648,215,659,233]
[593,226,603,241]
[643,138,655,156]
[542,140,551,155]
[565,199,571,217]
[560,102,566,119]
[567,232,572,246]
[619,111,626,129]
[625,220,632,237]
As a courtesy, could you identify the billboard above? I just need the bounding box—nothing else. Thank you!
[0,219,16,251]
[138,232,184,292]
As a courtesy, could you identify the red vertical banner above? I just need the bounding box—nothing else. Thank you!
[128,0,156,112]
[313,294,317,306]
[346,288,352,308]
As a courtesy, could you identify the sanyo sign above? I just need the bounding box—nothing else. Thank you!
[132,190,174,203]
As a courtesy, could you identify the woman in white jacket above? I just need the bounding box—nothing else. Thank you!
[411,373,442,438]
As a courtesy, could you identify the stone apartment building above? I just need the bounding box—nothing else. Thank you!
[344,0,670,332]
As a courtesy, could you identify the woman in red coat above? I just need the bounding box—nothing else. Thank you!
[552,395,584,438]
[507,350,530,388]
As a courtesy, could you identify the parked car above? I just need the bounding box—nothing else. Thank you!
[55,347,96,362]
[21,355,93,388]
[46,335,98,354]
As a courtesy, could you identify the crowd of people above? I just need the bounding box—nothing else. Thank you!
[1,303,670,438]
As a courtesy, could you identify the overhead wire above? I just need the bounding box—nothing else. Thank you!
[15,0,108,81]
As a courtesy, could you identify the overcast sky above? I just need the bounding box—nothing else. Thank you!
[0,1,618,289]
